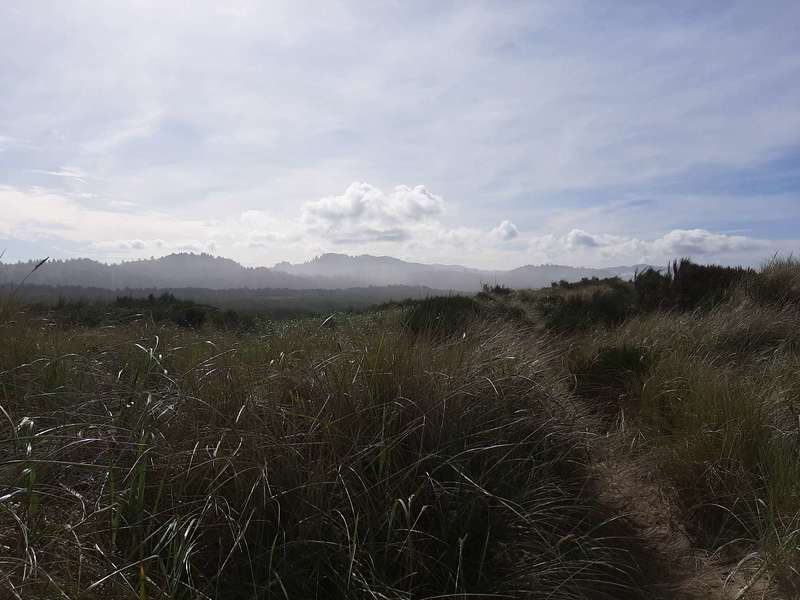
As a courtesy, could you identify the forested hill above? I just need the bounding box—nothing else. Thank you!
[1,252,645,291]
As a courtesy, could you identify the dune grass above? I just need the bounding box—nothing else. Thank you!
[3,257,800,598]
[0,306,667,599]
[550,261,800,595]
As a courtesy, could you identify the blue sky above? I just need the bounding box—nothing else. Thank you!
[1,0,799,268]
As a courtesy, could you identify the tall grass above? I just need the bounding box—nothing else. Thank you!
[4,256,800,598]
[0,308,662,599]
[748,256,800,307]
[535,282,636,332]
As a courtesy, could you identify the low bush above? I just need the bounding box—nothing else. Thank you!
[635,259,753,311]
[481,282,513,296]
[551,276,627,290]
[537,285,636,331]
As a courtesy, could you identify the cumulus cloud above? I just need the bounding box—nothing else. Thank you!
[299,183,525,255]
[301,182,445,244]
[490,220,519,242]
[563,229,600,249]
[561,229,641,251]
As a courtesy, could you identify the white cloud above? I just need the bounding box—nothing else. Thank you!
[301,183,445,244]
[563,228,601,249]
[527,228,773,266]
[653,228,762,255]
[490,220,519,242]
[561,229,643,253]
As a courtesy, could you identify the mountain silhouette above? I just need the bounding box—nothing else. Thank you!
[1,252,645,292]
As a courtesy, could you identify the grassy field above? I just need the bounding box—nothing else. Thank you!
[1,259,798,599]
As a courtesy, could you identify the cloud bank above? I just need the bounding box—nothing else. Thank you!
[549,228,765,263]
[0,183,791,269]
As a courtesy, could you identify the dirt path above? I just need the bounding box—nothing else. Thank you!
[589,440,777,599]
[594,455,725,598]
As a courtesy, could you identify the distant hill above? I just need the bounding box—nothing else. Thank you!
[1,252,646,292]
[270,253,646,290]
[0,254,313,290]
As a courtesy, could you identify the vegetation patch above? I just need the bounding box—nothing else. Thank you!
[748,256,800,307]
[536,283,637,331]
[637,359,800,556]
[403,295,484,337]
[32,292,249,329]
[0,312,663,599]
[635,259,753,311]
[4,256,800,597]
[570,344,653,417]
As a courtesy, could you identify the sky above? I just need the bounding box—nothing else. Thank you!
[1,1,799,269]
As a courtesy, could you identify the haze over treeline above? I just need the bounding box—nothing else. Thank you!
[1,252,642,293]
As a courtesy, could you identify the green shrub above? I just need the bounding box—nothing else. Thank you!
[481,282,513,296]
[633,267,671,311]
[552,276,627,290]
[635,259,752,311]
[671,259,753,309]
